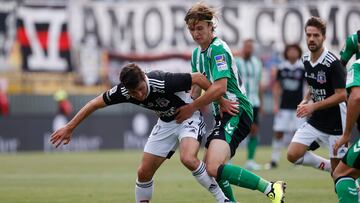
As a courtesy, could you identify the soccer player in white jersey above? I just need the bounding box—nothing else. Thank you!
[176,2,286,203]
[50,63,239,203]
[235,39,264,171]
[287,16,348,174]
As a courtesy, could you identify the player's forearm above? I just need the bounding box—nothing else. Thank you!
[272,82,281,107]
[191,73,211,91]
[301,88,311,103]
[312,89,346,111]
[67,95,106,130]
[190,82,225,111]
[344,88,360,135]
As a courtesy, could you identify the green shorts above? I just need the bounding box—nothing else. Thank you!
[342,138,360,170]
[205,112,252,158]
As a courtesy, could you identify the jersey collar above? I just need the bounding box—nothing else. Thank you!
[310,47,328,67]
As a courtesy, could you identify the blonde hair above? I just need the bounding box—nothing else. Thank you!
[184,1,218,31]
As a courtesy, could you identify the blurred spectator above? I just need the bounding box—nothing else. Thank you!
[235,39,264,171]
[52,90,73,132]
[0,78,9,116]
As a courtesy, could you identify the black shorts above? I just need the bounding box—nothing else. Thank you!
[357,117,360,132]
[252,107,259,125]
[205,112,252,158]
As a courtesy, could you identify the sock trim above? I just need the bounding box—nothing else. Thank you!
[136,179,153,188]
[192,162,206,176]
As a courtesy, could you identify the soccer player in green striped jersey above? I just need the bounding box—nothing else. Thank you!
[332,59,360,203]
[175,2,286,203]
[235,39,264,171]
[340,30,360,67]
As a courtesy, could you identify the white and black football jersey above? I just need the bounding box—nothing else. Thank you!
[103,71,193,122]
[303,48,346,135]
[277,59,305,110]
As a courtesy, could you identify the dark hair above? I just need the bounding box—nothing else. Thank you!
[283,44,302,60]
[119,63,145,90]
[305,16,326,36]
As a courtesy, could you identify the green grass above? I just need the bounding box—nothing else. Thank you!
[0,147,338,203]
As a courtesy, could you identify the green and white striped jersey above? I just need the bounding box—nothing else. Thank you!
[191,37,253,119]
[340,31,360,65]
[235,56,262,107]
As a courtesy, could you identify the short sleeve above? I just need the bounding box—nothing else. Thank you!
[340,36,357,64]
[102,85,128,105]
[210,47,231,81]
[331,60,346,89]
[163,72,192,93]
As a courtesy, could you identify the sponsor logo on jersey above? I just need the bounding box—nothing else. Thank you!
[215,54,228,71]
[317,70,326,84]
[305,72,317,80]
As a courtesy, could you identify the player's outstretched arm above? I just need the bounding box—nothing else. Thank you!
[50,94,107,148]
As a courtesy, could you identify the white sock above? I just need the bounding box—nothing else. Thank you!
[135,179,153,203]
[271,138,284,163]
[192,161,227,203]
[295,151,331,172]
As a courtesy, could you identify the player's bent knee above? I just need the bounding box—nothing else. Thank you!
[137,166,154,182]
[180,154,199,171]
[287,151,299,163]
[205,162,219,178]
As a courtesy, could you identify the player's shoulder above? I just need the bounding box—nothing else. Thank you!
[146,70,166,80]
[324,50,340,65]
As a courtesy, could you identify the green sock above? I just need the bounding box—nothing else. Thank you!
[219,164,270,193]
[217,179,236,201]
[247,136,258,160]
[335,177,358,203]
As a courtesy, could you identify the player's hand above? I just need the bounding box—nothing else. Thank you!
[333,134,350,156]
[175,104,196,124]
[219,98,239,117]
[296,103,315,118]
[50,125,73,148]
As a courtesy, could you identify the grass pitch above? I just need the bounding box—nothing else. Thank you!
[0,147,338,203]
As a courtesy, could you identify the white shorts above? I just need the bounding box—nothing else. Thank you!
[273,109,305,132]
[291,122,347,158]
[144,111,205,158]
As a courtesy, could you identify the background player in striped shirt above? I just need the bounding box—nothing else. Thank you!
[235,39,264,171]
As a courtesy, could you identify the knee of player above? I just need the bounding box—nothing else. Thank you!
[180,153,199,170]
[287,151,300,163]
[137,166,154,182]
[205,162,220,178]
